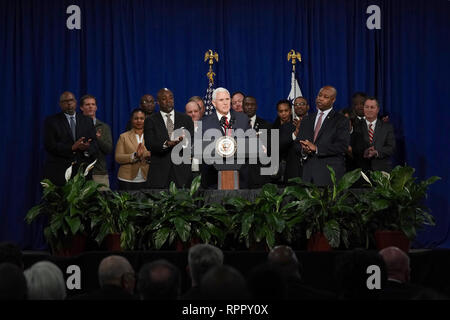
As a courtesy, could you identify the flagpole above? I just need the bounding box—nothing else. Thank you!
[287,50,302,119]
[203,50,219,115]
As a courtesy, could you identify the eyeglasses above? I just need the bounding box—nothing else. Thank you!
[141,100,155,104]
[294,102,307,107]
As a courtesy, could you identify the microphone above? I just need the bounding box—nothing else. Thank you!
[229,116,235,129]
[219,116,227,128]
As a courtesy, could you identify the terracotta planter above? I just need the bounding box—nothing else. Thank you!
[374,230,410,253]
[176,237,201,252]
[105,233,122,251]
[54,234,87,257]
[307,233,332,251]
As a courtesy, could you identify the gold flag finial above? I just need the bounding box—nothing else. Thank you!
[204,50,219,84]
[287,50,302,72]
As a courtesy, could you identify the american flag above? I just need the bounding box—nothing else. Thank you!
[203,80,215,116]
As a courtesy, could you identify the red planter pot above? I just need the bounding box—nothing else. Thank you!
[374,230,410,253]
[54,234,87,257]
[105,233,122,252]
[307,233,332,251]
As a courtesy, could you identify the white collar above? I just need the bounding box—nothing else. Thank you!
[160,109,175,118]
[317,108,333,118]
[365,118,377,127]
[216,111,231,122]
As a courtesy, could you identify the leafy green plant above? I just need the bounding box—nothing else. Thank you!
[287,167,362,248]
[356,166,440,240]
[140,175,232,249]
[92,191,139,250]
[226,183,301,249]
[25,162,103,252]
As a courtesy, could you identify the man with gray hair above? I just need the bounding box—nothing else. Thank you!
[200,87,251,189]
[24,261,66,300]
[72,255,136,300]
[181,244,224,299]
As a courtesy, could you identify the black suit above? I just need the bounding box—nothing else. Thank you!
[351,119,395,172]
[43,112,98,186]
[200,110,250,189]
[248,116,272,188]
[144,111,194,188]
[295,109,350,186]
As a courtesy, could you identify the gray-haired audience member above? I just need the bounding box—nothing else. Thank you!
[138,259,181,300]
[181,244,224,299]
[0,263,27,300]
[0,242,24,269]
[200,265,250,300]
[24,261,66,300]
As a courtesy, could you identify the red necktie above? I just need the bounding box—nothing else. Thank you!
[313,112,324,142]
[368,123,374,144]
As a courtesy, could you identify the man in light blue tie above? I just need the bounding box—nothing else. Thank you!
[43,91,98,186]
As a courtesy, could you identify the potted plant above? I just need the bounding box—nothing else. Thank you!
[288,167,362,251]
[91,190,139,251]
[140,176,231,251]
[226,183,298,250]
[25,161,102,256]
[357,166,440,252]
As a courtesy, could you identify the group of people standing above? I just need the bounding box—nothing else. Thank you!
[42,86,395,190]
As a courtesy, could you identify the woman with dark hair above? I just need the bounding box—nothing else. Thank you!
[115,108,151,190]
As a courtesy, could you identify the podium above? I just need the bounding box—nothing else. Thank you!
[201,136,258,190]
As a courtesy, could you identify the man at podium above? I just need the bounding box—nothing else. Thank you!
[200,87,250,189]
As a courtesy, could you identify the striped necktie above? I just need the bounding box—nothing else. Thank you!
[368,123,374,144]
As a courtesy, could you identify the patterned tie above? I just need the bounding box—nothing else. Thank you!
[313,112,324,142]
[368,123,374,144]
[69,115,76,140]
[166,114,174,139]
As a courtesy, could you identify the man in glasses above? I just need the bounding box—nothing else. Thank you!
[43,91,98,186]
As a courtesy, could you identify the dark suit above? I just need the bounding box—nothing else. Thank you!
[43,112,98,186]
[144,111,194,188]
[351,119,395,172]
[248,116,272,188]
[200,110,250,189]
[295,109,350,186]
[278,122,304,184]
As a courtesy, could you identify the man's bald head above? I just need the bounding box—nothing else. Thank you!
[185,101,201,121]
[267,245,301,279]
[59,91,77,115]
[379,246,410,283]
[316,86,337,111]
[157,88,174,113]
[98,255,135,289]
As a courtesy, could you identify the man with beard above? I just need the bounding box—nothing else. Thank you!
[43,91,98,186]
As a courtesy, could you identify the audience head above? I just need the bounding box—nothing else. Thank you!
[243,96,258,118]
[379,246,410,283]
[363,96,380,122]
[0,242,23,269]
[293,96,309,118]
[24,261,66,300]
[189,96,205,118]
[316,86,337,112]
[212,87,231,116]
[200,265,250,300]
[130,108,146,131]
[137,259,181,300]
[185,101,202,122]
[351,92,368,118]
[59,91,77,115]
[139,94,156,116]
[231,91,245,112]
[188,244,224,287]
[276,99,292,124]
[334,249,387,300]
[268,245,302,280]
[247,262,287,300]
[157,88,175,113]
[0,263,27,300]
[79,94,97,119]
[98,255,135,295]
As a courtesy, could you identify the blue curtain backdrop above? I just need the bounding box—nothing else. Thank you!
[0,0,448,249]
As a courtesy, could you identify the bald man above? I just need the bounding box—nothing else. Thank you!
[295,86,350,186]
[43,91,98,185]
